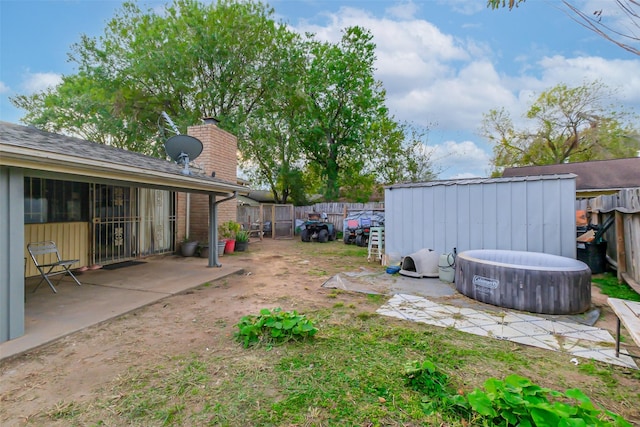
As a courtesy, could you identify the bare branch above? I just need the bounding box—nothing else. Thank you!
[562,0,640,56]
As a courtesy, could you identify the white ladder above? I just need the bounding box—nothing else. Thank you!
[368,227,384,263]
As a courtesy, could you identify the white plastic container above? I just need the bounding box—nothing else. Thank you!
[438,253,455,283]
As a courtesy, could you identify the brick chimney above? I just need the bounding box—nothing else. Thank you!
[176,119,238,243]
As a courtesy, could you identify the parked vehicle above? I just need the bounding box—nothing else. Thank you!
[301,212,336,243]
[343,210,384,246]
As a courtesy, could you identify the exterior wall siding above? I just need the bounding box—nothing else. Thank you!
[384,175,576,260]
[24,222,90,277]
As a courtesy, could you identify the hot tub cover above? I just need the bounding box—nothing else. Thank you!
[400,248,440,278]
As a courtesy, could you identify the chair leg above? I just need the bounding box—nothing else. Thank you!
[33,267,59,293]
[32,275,48,293]
[64,267,82,287]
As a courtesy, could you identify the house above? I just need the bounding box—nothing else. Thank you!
[502,158,640,198]
[0,120,246,344]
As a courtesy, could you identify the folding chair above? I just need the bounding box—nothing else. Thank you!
[27,241,82,293]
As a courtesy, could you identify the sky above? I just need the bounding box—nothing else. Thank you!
[1,0,639,179]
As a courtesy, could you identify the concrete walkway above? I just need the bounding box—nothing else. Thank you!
[0,254,244,361]
[378,294,638,369]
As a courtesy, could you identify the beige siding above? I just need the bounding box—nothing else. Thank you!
[24,222,90,277]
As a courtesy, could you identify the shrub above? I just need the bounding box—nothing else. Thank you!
[235,308,318,348]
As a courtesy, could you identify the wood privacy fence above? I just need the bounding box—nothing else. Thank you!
[577,188,640,293]
[293,202,385,233]
[237,204,295,239]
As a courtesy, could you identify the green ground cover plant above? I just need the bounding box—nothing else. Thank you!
[592,273,640,301]
[235,308,318,348]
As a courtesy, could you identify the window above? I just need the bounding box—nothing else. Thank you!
[24,178,89,223]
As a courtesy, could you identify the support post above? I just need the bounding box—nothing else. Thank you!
[615,210,626,283]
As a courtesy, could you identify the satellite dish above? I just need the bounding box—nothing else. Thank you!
[165,134,203,176]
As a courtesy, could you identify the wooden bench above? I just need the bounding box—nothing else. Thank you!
[608,297,640,360]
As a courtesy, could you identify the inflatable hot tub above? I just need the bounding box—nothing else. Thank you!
[455,249,591,315]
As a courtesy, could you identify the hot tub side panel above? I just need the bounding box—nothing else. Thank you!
[455,257,591,315]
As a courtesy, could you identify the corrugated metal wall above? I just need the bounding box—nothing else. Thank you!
[384,175,576,259]
[24,222,90,277]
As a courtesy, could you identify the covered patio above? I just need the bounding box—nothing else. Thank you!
[0,254,245,361]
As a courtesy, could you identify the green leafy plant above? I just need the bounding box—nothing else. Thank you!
[235,229,250,243]
[403,360,470,417]
[466,375,631,427]
[235,308,318,348]
[218,220,241,239]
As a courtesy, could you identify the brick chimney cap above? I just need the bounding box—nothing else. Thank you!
[202,117,219,125]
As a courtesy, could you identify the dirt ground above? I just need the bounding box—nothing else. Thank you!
[0,239,632,425]
[0,239,370,425]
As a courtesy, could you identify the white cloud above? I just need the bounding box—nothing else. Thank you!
[536,55,640,104]
[430,140,492,179]
[22,72,62,94]
[385,1,419,20]
[441,0,486,16]
[0,81,9,94]
[389,61,517,130]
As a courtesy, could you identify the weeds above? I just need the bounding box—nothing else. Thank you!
[234,308,318,348]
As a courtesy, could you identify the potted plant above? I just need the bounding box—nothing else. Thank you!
[218,220,241,254]
[235,229,250,251]
[198,242,209,258]
[180,236,199,257]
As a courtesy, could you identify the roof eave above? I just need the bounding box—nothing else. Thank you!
[0,144,247,195]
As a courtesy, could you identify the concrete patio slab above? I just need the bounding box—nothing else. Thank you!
[0,254,245,362]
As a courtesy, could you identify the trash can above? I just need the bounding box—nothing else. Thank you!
[577,240,607,274]
[438,253,456,283]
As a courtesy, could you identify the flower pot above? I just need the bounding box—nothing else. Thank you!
[199,244,209,258]
[180,241,199,257]
[224,239,236,254]
[217,240,226,257]
[235,240,249,252]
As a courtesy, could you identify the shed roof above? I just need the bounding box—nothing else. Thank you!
[385,173,576,190]
[502,158,640,193]
[0,121,246,195]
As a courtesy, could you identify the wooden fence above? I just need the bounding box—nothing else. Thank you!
[294,202,385,233]
[577,188,640,293]
[237,204,295,239]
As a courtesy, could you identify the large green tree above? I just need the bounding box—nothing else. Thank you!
[12,1,434,202]
[295,27,391,201]
[12,0,297,155]
[481,81,640,175]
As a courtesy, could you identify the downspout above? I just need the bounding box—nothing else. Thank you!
[186,193,191,239]
[209,191,237,267]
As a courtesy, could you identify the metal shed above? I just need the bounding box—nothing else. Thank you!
[384,174,577,260]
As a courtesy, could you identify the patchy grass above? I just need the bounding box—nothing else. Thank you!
[29,305,640,426]
[16,242,640,426]
[593,273,640,301]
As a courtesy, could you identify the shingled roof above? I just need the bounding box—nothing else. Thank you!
[502,158,640,194]
[0,121,246,195]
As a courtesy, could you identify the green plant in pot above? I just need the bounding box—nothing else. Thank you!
[235,229,250,251]
[218,220,241,253]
